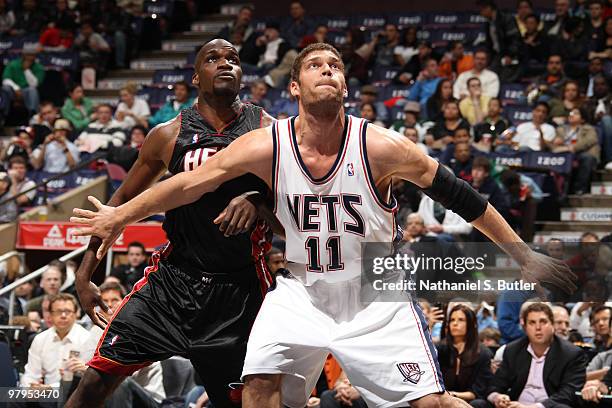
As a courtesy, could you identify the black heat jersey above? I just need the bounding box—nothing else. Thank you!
[162,103,269,275]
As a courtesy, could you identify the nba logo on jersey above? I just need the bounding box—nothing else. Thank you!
[347,163,354,176]
[192,134,199,143]
[396,363,425,384]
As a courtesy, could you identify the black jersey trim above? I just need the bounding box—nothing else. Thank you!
[289,115,350,185]
[271,121,280,214]
[359,119,398,213]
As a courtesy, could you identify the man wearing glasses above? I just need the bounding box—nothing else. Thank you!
[20,293,90,391]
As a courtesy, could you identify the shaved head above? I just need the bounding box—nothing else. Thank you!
[195,39,236,70]
[194,38,242,101]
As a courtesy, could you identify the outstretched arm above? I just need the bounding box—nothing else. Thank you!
[366,124,576,294]
[72,127,274,258]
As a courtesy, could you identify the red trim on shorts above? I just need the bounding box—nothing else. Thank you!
[408,302,444,392]
[250,221,273,297]
[88,242,173,377]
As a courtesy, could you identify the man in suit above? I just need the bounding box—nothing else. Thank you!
[472,302,586,408]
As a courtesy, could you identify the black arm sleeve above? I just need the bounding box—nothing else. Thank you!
[422,164,488,222]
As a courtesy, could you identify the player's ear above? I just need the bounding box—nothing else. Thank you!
[290,80,300,98]
[192,73,199,86]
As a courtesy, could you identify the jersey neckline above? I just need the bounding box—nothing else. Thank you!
[289,115,350,185]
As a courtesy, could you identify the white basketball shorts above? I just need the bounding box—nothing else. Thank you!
[241,275,445,408]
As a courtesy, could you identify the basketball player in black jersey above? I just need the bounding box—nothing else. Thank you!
[65,39,275,408]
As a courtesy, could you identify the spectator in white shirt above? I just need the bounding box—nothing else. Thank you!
[512,102,556,151]
[21,293,90,388]
[7,156,36,207]
[76,104,126,153]
[114,82,151,130]
[417,193,473,242]
[31,119,80,173]
[453,49,500,100]
[80,282,167,406]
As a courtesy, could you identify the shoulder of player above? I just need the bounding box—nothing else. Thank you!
[364,122,412,160]
[143,116,181,149]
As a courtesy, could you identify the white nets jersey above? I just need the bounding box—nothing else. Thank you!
[272,115,398,285]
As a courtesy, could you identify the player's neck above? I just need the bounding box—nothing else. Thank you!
[296,109,345,153]
[197,95,241,131]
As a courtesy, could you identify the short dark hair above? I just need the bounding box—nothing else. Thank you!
[472,156,491,173]
[548,53,563,62]
[99,281,126,298]
[591,305,612,323]
[479,327,501,342]
[517,0,533,7]
[174,81,190,90]
[290,43,343,83]
[589,0,605,7]
[521,302,554,324]
[68,83,82,94]
[96,103,113,112]
[131,125,147,136]
[467,76,481,87]
[525,13,540,23]
[127,241,145,253]
[476,0,497,9]
[48,293,78,313]
[8,156,27,168]
[534,101,550,115]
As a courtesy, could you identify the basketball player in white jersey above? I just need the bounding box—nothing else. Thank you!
[70,43,575,408]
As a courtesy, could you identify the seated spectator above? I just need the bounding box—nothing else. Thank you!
[47,0,77,32]
[526,54,567,102]
[477,0,521,71]
[544,0,571,38]
[280,1,315,49]
[425,101,470,151]
[479,328,501,351]
[29,101,59,144]
[359,102,385,127]
[372,23,401,67]
[473,302,587,408]
[584,58,604,98]
[30,119,79,172]
[11,0,44,37]
[453,50,500,100]
[74,20,111,74]
[148,81,194,127]
[129,125,146,149]
[581,365,612,404]
[446,141,475,182]
[319,369,367,408]
[394,40,434,84]
[477,302,499,332]
[115,82,151,129]
[590,305,612,353]
[586,337,612,382]
[254,23,291,71]
[75,103,127,152]
[61,84,94,132]
[470,156,510,219]
[7,156,35,207]
[459,77,491,126]
[440,127,474,166]
[551,107,599,194]
[566,232,612,287]
[82,282,167,406]
[548,80,584,125]
[403,126,428,155]
[408,57,442,111]
[438,41,474,80]
[244,79,272,112]
[26,261,65,314]
[437,304,493,403]
[586,0,606,53]
[20,293,90,388]
[552,305,570,340]
[39,18,74,51]
[0,171,17,223]
[348,85,388,124]
[473,98,509,149]
[499,170,542,241]
[110,241,148,292]
[217,6,254,45]
[0,127,34,166]
[2,45,45,115]
[0,0,15,36]
[515,0,537,36]
[545,238,565,260]
[390,101,430,140]
[511,102,556,151]
[265,247,286,277]
[584,74,612,169]
[425,78,456,121]
[520,13,548,66]
[550,17,589,71]
[96,0,131,69]
[417,193,473,242]
[393,26,419,67]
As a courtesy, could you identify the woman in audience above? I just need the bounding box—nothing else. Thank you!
[61,84,94,133]
[360,102,385,127]
[437,304,493,403]
[115,82,151,130]
[426,100,470,151]
[425,78,455,121]
[459,77,491,126]
[548,79,585,125]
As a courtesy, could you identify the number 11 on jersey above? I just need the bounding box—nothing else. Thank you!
[305,236,344,272]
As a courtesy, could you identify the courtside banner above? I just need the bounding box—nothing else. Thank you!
[16,221,167,252]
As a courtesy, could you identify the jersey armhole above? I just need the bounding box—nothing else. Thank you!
[271,121,280,214]
[359,120,398,213]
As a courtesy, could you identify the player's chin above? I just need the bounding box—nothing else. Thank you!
[213,83,240,97]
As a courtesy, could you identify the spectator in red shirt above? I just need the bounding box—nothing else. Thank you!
[39,19,74,51]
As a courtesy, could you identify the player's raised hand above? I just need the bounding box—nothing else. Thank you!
[519,250,577,295]
[70,196,125,259]
[75,277,111,329]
